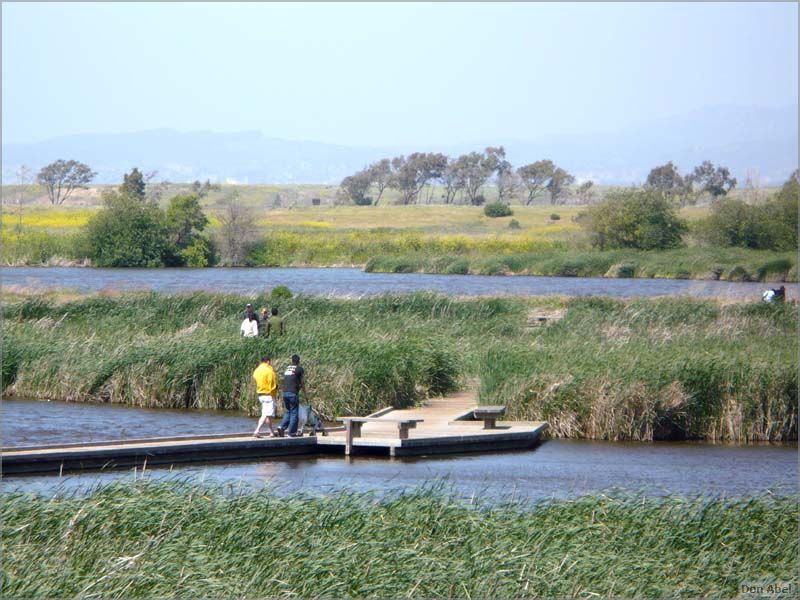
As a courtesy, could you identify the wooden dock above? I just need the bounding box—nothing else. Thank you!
[2,393,547,475]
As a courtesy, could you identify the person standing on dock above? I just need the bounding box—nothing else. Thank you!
[265,307,285,337]
[252,356,278,437]
[277,354,305,437]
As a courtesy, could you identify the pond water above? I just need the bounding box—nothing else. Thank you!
[3,399,796,502]
[2,266,794,299]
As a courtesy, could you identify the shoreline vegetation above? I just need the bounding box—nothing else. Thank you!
[2,182,797,281]
[2,226,797,282]
[3,291,796,443]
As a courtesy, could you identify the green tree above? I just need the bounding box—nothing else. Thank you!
[448,150,496,206]
[190,179,221,198]
[581,188,688,251]
[697,198,764,249]
[645,162,687,202]
[689,161,737,198]
[120,167,146,199]
[165,194,212,266]
[517,160,555,205]
[576,180,596,204]
[340,170,373,204]
[85,192,169,267]
[547,167,575,205]
[368,159,392,205]
[768,169,799,251]
[389,153,448,205]
[37,159,96,205]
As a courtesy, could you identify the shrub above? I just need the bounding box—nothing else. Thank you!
[508,219,521,230]
[550,213,561,220]
[445,258,470,274]
[270,285,293,300]
[85,192,170,267]
[697,172,798,251]
[726,265,752,282]
[472,194,487,206]
[179,237,215,268]
[581,189,688,250]
[605,262,637,278]
[484,202,514,218]
[756,258,793,282]
[353,196,373,206]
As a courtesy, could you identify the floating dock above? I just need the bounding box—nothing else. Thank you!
[2,393,547,475]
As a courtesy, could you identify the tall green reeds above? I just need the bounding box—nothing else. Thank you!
[1,482,796,599]
[3,292,797,441]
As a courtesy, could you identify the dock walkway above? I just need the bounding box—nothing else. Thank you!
[2,392,547,475]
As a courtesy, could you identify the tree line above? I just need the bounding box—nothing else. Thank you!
[339,148,578,206]
[338,148,745,208]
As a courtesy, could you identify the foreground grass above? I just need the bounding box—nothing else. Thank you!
[1,482,796,599]
[2,292,796,442]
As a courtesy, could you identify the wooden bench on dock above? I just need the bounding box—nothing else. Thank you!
[339,417,424,455]
[472,406,506,429]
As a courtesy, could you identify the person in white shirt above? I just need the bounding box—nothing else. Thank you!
[240,314,259,337]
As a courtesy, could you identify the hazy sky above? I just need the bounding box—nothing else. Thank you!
[3,2,797,145]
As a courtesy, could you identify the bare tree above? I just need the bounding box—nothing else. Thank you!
[497,170,520,204]
[743,169,765,204]
[215,192,256,266]
[37,159,96,205]
[13,165,33,221]
[145,170,171,203]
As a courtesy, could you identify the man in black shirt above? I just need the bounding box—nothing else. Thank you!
[277,354,305,437]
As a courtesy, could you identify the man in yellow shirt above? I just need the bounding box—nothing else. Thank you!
[252,356,277,437]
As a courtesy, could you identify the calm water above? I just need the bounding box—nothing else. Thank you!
[3,399,796,501]
[2,266,794,299]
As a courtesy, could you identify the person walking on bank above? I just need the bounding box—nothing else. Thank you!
[240,313,259,338]
[252,356,278,437]
[265,307,285,337]
[277,354,306,437]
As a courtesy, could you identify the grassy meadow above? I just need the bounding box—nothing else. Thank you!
[2,482,796,599]
[3,290,796,442]
[2,183,795,280]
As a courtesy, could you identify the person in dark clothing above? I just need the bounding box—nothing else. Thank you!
[277,354,305,437]
[242,303,260,325]
[774,286,786,302]
[266,307,284,337]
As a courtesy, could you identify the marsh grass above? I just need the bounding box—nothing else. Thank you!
[3,292,796,441]
[365,247,797,281]
[1,482,796,599]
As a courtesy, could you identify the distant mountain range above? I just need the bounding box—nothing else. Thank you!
[3,105,797,186]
